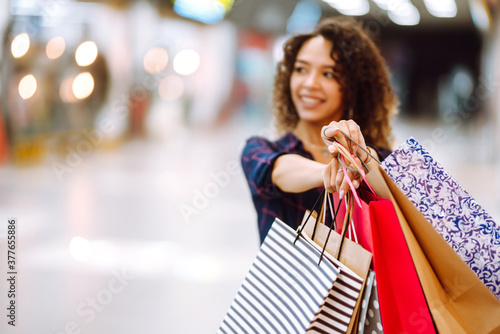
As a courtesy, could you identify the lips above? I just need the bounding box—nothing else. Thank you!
[299,95,324,108]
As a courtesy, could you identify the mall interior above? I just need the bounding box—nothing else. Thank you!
[0,0,500,333]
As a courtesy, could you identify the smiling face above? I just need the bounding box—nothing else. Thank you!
[290,35,344,127]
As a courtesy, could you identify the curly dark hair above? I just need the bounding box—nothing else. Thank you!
[273,16,398,149]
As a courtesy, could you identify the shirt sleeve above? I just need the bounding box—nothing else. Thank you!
[241,137,288,199]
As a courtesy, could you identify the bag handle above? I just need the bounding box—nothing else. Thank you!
[323,191,356,261]
[330,129,381,166]
[331,131,380,207]
[295,188,326,245]
[335,142,376,195]
[317,191,345,264]
[295,188,345,265]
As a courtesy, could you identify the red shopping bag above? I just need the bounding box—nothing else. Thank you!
[362,188,436,334]
[333,192,373,252]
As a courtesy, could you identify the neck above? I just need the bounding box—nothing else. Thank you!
[294,121,324,146]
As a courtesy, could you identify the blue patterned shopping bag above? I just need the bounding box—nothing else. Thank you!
[382,138,500,299]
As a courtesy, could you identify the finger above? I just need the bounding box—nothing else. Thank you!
[321,125,339,144]
[335,166,344,194]
[346,120,368,157]
[334,121,351,149]
[331,163,340,193]
[328,144,339,156]
[352,175,360,189]
[323,162,335,193]
[344,120,360,153]
[339,175,350,200]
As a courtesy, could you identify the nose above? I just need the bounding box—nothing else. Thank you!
[303,70,320,89]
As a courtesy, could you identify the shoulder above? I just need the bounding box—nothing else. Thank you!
[243,132,301,154]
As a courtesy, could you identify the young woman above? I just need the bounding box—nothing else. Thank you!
[241,17,398,243]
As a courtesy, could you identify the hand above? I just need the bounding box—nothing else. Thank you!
[322,154,361,198]
[321,120,367,197]
[321,120,368,161]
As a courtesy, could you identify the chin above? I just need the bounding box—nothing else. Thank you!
[298,112,332,124]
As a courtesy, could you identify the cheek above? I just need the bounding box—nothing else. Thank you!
[329,84,343,101]
[289,75,299,93]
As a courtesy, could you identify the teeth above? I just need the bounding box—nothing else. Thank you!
[301,96,321,104]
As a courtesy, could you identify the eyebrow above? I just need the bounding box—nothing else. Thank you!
[294,59,335,69]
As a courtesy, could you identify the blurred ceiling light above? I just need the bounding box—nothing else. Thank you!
[18,74,37,100]
[46,36,66,60]
[75,41,98,67]
[287,0,322,34]
[388,1,420,25]
[72,72,94,99]
[60,76,77,103]
[469,0,491,32]
[11,33,30,58]
[173,0,229,24]
[173,49,200,76]
[371,0,390,10]
[159,75,184,101]
[423,0,457,18]
[70,236,92,262]
[323,0,370,16]
[143,47,169,74]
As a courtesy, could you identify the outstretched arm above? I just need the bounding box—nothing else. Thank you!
[271,154,324,193]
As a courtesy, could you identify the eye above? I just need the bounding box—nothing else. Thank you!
[324,71,335,78]
[293,66,306,73]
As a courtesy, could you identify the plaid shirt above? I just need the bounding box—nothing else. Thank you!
[241,132,391,244]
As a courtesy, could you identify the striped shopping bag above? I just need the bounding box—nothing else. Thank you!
[217,218,341,334]
[306,252,364,333]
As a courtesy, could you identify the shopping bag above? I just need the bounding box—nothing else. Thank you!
[357,270,383,334]
[381,137,500,299]
[329,139,436,334]
[302,230,364,334]
[362,188,436,334]
[217,217,340,334]
[301,193,372,334]
[367,165,500,334]
[333,192,374,253]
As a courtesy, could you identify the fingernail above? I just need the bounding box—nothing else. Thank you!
[339,190,344,199]
[324,127,339,138]
[353,180,359,188]
[328,145,335,153]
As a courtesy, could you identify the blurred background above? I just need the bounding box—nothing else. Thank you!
[0,0,499,332]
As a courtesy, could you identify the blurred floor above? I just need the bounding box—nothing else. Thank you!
[0,115,498,333]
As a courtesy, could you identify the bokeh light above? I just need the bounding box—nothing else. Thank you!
[143,47,169,74]
[72,72,95,99]
[75,41,98,67]
[69,236,92,262]
[159,75,184,101]
[173,49,200,76]
[46,36,66,60]
[11,33,30,58]
[388,1,420,26]
[59,76,77,103]
[18,74,37,100]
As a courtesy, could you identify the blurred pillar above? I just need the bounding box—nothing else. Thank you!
[490,3,500,198]
[493,6,500,158]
